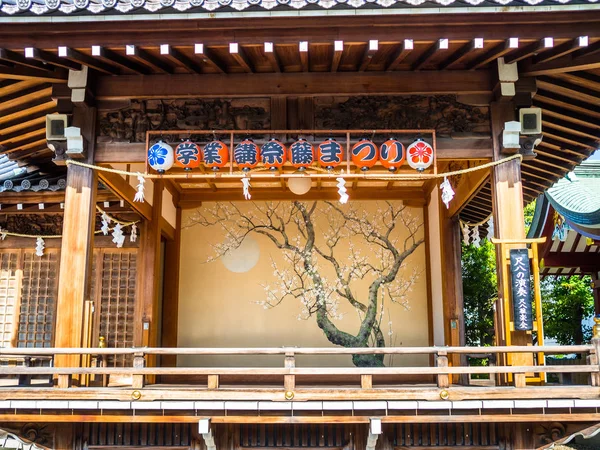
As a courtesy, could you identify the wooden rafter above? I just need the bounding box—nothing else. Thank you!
[521,50,600,76]
[537,76,600,105]
[126,46,174,74]
[331,44,343,73]
[467,41,511,70]
[0,65,67,83]
[25,48,82,71]
[230,45,254,74]
[0,48,50,71]
[161,46,203,74]
[504,40,544,64]
[534,100,600,129]
[536,89,600,119]
[412,41,443,71]
[386,41,412,71]
[438,40,476,70]
[196,46,226,74]
[92,47,152,75]
[532,39,580,65]
[265,45,282,73]
[58,47,119,76]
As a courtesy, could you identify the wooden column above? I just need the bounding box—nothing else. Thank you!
[489,101,531,364]
[54,103,97,371]
[135,180,164,372]
[440,211,466,380]
[161,207,182,367]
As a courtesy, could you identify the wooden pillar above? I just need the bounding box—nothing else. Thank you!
[440,212,466,381]
[490,101,531,364]
[161,207,182,367]
[135,179,163,371]
[54,103,97,370]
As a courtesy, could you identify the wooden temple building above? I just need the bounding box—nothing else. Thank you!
[0,0,600,448]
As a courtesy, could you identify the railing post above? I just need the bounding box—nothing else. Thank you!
[132,351,146,389]
[513,373,526,388]
[436,350,449,389]
[361,374,373,389]
[207,375,220,390]
[284,351,295,393]
[57,373,72,389]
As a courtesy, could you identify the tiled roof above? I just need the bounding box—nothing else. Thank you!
[0,0,598,16]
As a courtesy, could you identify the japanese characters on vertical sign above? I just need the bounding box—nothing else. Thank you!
[510,248,533,331]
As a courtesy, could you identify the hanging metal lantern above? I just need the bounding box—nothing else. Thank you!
[203,140,229,171]
[235,138,260,171]
[406,138,434,172]
[261,138,287,171]
[289,138,315,170]
[317,138,344,170]
[147,140,174,174]
[379,138,405,172]
[351,138,379,171]
[175,139,201,171]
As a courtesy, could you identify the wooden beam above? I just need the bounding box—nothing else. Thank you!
[358,42,378,72]
[58,47,119,76]
[127,46,174,75]
[0,48,50,71]
[265,45,282,73]
[533,99,600,130]
[412,41,442,71]
[96,71,493,99]
[467,41,511,70]
[161,46,203,74]
[0,79,42,98]
[92,47,152,75]
[536,76,600,105]
[95,137,492,164]
[521,51,600,76]
[179,187,426,206]
[536,89,600,120]
[0,65,67,83]
[571,40,600,59]
[300,45,309,72]
[532,39,580,65]
[504,41,543,64]
[386,41,412,71]
[448,168,490,217]
[0,102,56,129]
[0,85,52,113]
[195,46,226,74]
[97,169,152,220]
[25,48,81,71]
[331,44,343,73]
[438,40,476,70]
[230,45,253,73]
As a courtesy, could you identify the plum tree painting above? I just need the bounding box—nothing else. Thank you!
[187,201,424,367]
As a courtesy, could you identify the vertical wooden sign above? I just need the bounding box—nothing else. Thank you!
[510,248,533,331]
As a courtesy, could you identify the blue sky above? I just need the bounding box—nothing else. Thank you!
[587,149,600,161]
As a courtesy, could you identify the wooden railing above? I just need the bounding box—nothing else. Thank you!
[0,343,598,392]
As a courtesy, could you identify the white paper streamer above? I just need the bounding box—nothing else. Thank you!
[241,177,252,200]
[486,217,494,241]
[35,237,45,256]
[462,223,470,245]
[133,174,145,202]
[471,225,481,248]
[112,223,125,248]
[336,171,349,204]
[440,177,455,209]
[130,223,138,243]
[101,212,111,235]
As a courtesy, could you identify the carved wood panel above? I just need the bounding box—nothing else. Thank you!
[314,95,489,137]
[98,98,271,143]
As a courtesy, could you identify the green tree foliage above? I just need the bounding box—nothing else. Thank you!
[541,276,594,346]
[462,240,497,347]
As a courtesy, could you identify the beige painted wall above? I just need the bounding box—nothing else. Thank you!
[177,201,429,367]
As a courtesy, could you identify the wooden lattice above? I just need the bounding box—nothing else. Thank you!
[91,249,137,367]
[17,250,59,348]
[84,423,191,447]
[0,251,20,348]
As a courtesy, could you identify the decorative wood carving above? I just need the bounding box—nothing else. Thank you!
[0,214,63,236]
[537,422,566,444]
[98,99,271,143]
[314,95,490,136]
